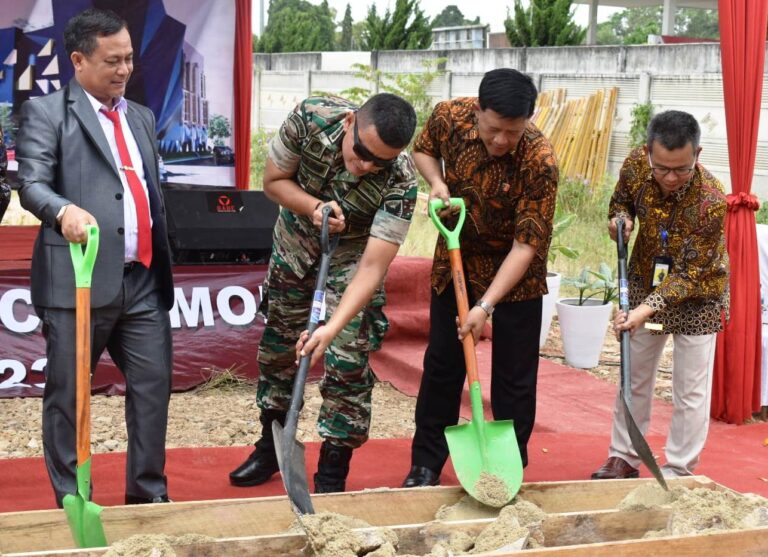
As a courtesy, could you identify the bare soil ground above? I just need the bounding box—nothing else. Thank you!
[0,321,679,460]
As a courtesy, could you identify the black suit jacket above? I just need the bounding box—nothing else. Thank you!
[16,79,174,311]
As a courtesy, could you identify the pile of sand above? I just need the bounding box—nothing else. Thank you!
[618,483,675,510]
[296,496,546,556]
[298,512,397,557]
[666,488,768,535]
[470,506,530,554]
[617,484,768,538]
[472,473,512,508]
[400,497,545,556]
[434,495,502,521]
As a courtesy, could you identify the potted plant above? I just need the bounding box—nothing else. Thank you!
[556,263,617,368]
[541,213,580,348]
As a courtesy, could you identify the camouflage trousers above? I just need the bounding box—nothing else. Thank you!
[256,248,388,449]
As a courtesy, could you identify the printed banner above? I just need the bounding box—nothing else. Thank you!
[0,0,237,187]
[0,265,268,398]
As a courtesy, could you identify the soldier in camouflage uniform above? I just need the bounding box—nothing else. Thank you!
[230,93,418,493]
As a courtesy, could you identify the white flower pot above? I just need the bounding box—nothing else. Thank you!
[540,272,561,348]
[556,298,614,369]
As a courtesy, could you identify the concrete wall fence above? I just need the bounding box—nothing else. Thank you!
[252,44,768,198]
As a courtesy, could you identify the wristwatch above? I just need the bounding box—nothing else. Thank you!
[475,299,494,316]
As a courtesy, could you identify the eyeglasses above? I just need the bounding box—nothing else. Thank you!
[353,116,397,168]
[647,154,696,177]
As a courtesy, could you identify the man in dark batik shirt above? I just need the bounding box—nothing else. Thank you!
[402,68,559,487]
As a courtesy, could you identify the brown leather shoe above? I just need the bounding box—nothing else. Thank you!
[591,456,639,479]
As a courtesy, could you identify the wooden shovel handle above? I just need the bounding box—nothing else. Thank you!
[449,249,480,385]
[75,287,91,465]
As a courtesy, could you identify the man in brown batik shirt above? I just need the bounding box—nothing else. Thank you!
[592,110,728,480]
[402,68,559,487]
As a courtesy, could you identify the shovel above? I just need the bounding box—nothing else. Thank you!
[62,225,108,547]
[430,198,523,507]
[616,218,668,490]
[273,205,339,516]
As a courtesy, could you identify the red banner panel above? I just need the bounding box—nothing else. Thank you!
[0,265,268,397]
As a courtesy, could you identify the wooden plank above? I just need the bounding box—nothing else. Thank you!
[0,489,464,554]
[485,527,768,557]
[517,476,714,513]
[10,511,768,557]
[0,477,717,554]
[1,509,665,556]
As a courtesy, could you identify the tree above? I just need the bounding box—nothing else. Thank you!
[677,8,719,39]
[338,3,353,50]
[351,20,366,50]
[256,0,336,53]
[362,0,432,51]
[504,0,586,47]
[595,7,661,45]
[209,115,232,146]
[431,5,479,28]
[595,7,718,45]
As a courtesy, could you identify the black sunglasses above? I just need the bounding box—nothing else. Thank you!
[353,117,397,168]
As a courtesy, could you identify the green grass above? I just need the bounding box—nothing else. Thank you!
[249,129,272,190]
[551,177,616,279]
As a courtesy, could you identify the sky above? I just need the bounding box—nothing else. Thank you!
[251,0,622,35]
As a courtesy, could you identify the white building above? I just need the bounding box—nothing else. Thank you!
[431,25,489,50]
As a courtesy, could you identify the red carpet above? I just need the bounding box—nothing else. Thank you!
[1,252,766,513]
[0,226,35,271]
[1,421,766,513]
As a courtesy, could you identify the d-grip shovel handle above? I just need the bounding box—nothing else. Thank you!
[429,198,481,389]
[70,226,100,288]
[428,198,466,250]
[320,204,340,255]
[616,218,631,400]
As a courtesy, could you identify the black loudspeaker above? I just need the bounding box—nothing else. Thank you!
[163,186,279,265]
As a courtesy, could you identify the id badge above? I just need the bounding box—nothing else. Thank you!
[651,256,672,288]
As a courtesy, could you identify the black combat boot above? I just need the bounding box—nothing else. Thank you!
[229,409,286,487]
[313,440,353,494]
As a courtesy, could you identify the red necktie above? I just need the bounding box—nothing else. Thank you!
[100,109,152,267]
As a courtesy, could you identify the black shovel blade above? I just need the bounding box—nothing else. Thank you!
[273,421,315,515]
[621,394,668,490]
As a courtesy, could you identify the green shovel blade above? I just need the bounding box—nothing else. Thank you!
[445,419,522,507]
[445,384,523,507]
[62,457,107,548]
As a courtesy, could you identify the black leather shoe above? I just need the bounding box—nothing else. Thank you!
[125,494,172,505]
[229,449,280,487]
[402,465,440,488]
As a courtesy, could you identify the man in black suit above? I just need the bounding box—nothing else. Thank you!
[16,8,174,506]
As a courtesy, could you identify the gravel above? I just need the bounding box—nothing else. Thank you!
[0,381,417,460]
[0,319,700,461]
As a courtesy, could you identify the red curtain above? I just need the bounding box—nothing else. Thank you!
[234,0,252,190]
[711,0,768,424]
